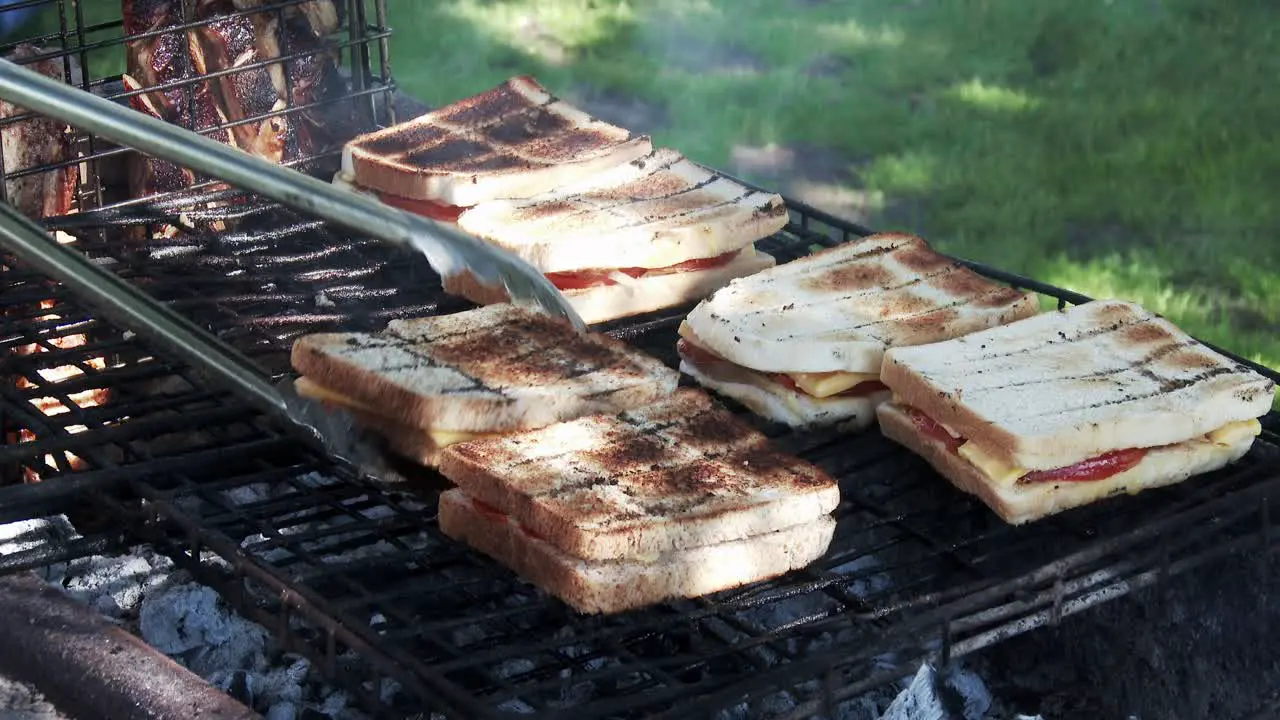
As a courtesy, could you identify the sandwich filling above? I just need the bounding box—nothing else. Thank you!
[898,403,1262,486]
[376,192,469,223]
[676,321,886,400]
[345,177,760,293]
[294,377,499,451]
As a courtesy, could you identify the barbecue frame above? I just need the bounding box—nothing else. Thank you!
[3,190,1279,718]
[2,1,1280,717]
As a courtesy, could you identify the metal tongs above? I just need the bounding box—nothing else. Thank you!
[0,58,582,477]
[0,59,583,330]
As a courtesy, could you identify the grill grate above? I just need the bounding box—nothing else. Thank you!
[3,186,1280,718]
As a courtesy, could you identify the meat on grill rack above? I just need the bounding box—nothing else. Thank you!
[122,0,345,202]
[0,44,78,220]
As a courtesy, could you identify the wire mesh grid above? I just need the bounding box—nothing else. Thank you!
[0,0,392,216]
[3,190,1280,717]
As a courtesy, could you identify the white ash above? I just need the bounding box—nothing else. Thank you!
[879,663,992,720]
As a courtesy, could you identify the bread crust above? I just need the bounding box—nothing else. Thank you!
[437,389,841,561]
[877,403,1257,525]
[289,304,678,432]
[438,489,836,614]
[880,300,1277,470]
[443,250,776,325]
[685,233,1040,374]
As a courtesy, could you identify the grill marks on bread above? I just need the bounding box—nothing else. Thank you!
[683,233,1040,374]
[691,233,1039,346]
[881,300,1277,470]
[438,389,840,560]
[345,76,650,189]
[289,304,678,431]
[453,147,788,274]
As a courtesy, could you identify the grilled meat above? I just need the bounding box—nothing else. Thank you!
[122,0,346,198]
[1,44,77,220]
[192,0,294,163]
[124,0,234,197]
[231,0,341,38]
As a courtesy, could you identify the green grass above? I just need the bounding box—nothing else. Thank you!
[19,0,1277,375]
[383,0,1280,373]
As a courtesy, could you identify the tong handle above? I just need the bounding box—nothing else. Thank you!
[0,58,584,330]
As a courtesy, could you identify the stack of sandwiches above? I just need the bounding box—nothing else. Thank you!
[436,389,839,614]
[289,303,679,465]
[289,306,841,613]
[335,76,788,324]
[677,233,1040,430]
[877,300,1276,524]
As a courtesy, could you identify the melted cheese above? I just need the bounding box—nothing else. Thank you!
[426,428,497,447]
[788,371,880,398]
[295,376,377,413]
[957,442,1026,485]
[1206,418,1262,446]
[679,322,878,397]
[295,376,496,448]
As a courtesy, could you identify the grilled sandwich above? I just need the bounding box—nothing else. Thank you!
[437,389,838,614]
[877,300,1277,524]
[339,79,788,324]
[339,75,653,210]
[678,233,1040,430]
[444,147,787,323]
[289,303,679,465]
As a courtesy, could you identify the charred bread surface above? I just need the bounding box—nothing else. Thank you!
[454,147,789,273]
[343,76,653,206]
[880,299,1276,472]
[684,233,1040,374]
[289,304,678,433]
[437,389,841,562]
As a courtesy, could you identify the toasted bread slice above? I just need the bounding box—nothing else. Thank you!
[342,76,653,206]
[437,389,841,562]
[454,148,789,273]
[684,233,1040,374]
[881,300,1277,472]
[443,248,777,325]
[878,403,1258,525]
[289,304,678,433]
[439,489,836,614]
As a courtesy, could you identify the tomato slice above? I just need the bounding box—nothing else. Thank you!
[472,499,507,521]
[906,407,964,454]
[545,250,741,290]
[677,338,727,366]
[1019,448,1148,484]
[377,192,468,223]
